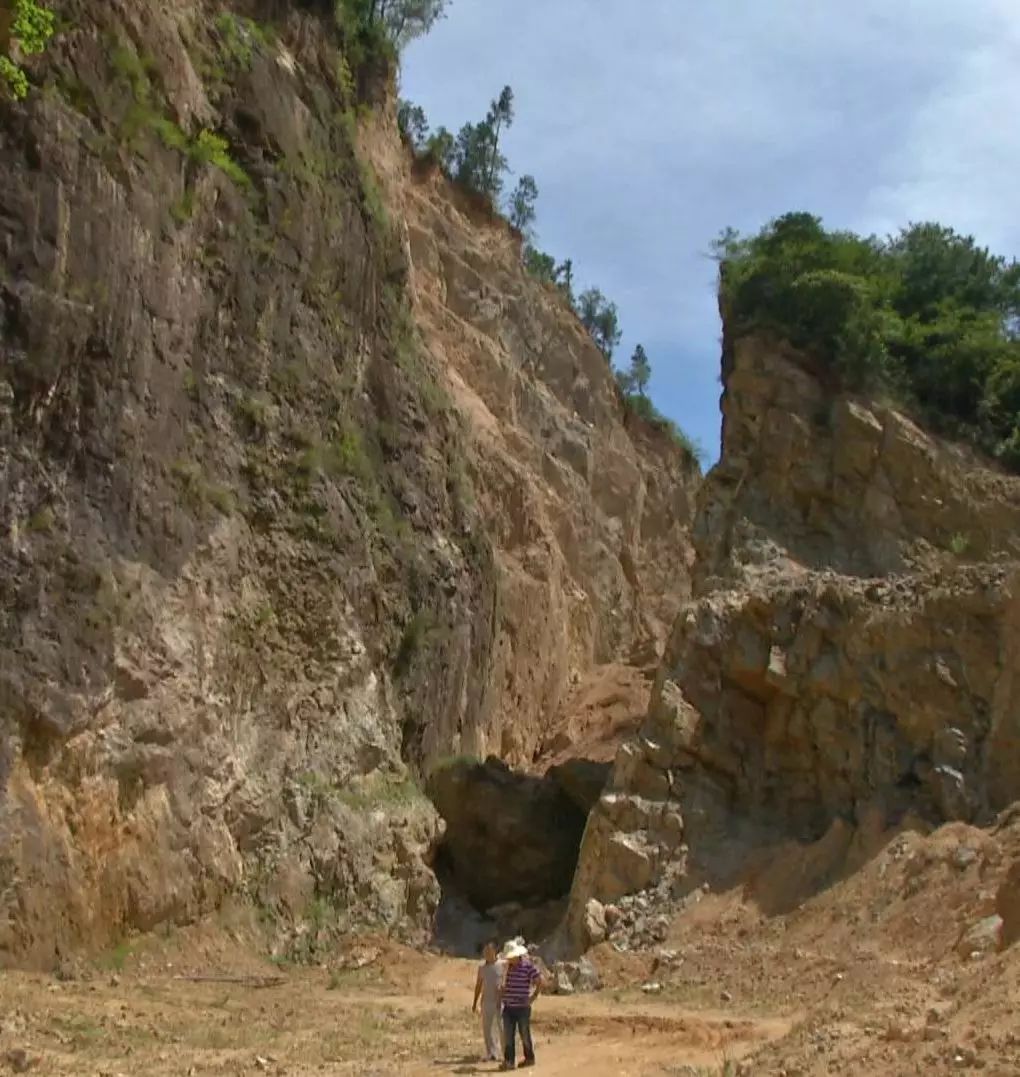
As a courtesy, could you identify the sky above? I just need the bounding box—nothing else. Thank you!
[400,0,1020,464]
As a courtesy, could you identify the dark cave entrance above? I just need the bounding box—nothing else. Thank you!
[425,756,610,956]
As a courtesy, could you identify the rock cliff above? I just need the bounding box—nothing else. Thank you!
[0,1,698,967]
[566,333,1020,952]
[362,114,699,764]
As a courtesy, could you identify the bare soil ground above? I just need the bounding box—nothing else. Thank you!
[0,934,784,1077]
[3,817,1020,1076]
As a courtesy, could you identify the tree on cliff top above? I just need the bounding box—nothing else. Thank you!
[449,86,515,200]
[349,0,449,49]
[397,99,430,150]
[577,288,622,360]
[717,212,1020,470]
[628,344,652,398]
[508,175,539,237]
[333,0,449,56]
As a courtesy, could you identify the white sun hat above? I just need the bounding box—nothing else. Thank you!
[501,941,528,960]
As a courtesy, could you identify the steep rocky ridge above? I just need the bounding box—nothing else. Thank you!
[362,115,698,765]
[566,331,1020,952]
[695,333,1020,590]
[0,1,698,968]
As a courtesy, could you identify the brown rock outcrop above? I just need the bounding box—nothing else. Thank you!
[996,858,1020,950]
[0,3,698,966]
[363,117,699,766]
[567,333,1020,952]
[695,335,1020,590]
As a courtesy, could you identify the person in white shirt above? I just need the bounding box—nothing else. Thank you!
[471,940,505,1062]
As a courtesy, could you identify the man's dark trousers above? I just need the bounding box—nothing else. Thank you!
[502,1005,535,1066]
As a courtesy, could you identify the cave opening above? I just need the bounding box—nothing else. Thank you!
[426,755,610,956]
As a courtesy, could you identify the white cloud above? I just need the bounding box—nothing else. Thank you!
[860,3,1020,252]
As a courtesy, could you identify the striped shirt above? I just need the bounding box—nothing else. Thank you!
[501,959,540,1008]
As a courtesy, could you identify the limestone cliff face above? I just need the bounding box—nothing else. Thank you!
[0,2,698,967]
[363,119,699,765]
[696,334,1020,589]
[566,332,1020,952]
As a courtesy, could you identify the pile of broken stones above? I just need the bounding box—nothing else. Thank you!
[547,876,710,995]
[586,872,710,954]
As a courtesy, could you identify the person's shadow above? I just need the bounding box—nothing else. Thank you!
[432,1055,496,1074]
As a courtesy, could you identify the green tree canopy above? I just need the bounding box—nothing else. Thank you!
[717,212,1020,469]
[453,121,499,195]
[446,86,515,200]
[578,288,622,360]
[628,344,651,397]
[524,246,557,284]
[362,0,450,48]
[483,85,514,191]
[508,174,538,235]
[397,99,430,150]
[556,259,574,304]
[423,125,456,172]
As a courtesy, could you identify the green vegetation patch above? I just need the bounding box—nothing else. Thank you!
[296,769,423,813]
[214,12,271,71]
[111,43,250,188]
[716,212,1020,469]
[170,458,235,515]
[1,0,56,100]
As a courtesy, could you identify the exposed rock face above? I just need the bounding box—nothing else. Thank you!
[996,857,1020,950]
[566,334,1020,953]
[695,335,1020,589]
[0,0,479,966]
[363,122,700,765]
[662,566,1020,834]
[0,4,698,966]
[428,757,587,912]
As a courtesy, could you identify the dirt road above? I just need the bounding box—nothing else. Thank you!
[0,942,788,1076]
[8,820,1020,1075]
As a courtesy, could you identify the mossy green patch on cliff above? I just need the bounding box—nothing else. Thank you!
[426,753,480,777]
[393,610,434,677]
[235,393,274,436]
[111,43,251,189]
[190,128,251,188]
[26,505,56,533]
[214,12,272,71]
[296,770,424,813]
[170,458,236,515]
[948,532,971,558]
[1,0,56,100]
[0,56,29,100]
[383,284,450,417]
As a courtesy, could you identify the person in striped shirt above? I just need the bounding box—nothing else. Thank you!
[498,940,541,1070]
